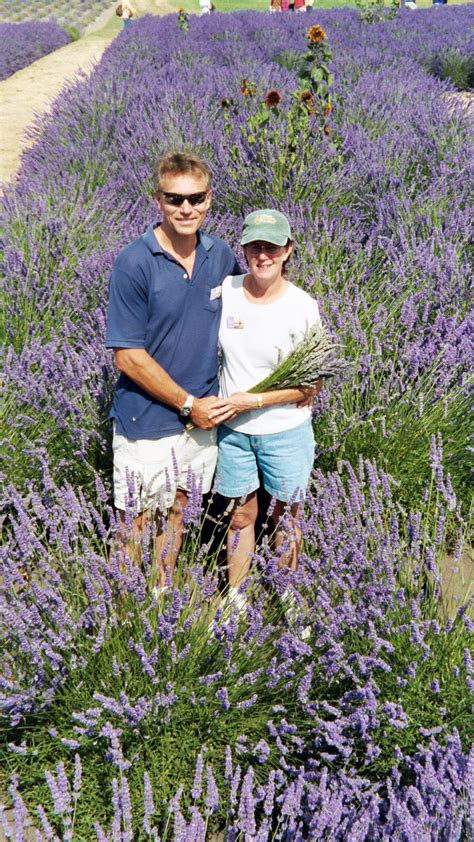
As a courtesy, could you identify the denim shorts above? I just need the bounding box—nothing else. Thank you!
[215,418,315,502]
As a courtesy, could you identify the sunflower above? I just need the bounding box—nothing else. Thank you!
[264,89,282,107]
[307,24,326,43]
[299,90,316,114]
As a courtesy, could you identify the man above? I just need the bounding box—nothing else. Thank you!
[105,151,240,588]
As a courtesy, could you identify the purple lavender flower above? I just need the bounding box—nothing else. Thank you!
[238,767,257,836]
[205,764,220,814]
[191,752,204,801]
[143,771,155,834]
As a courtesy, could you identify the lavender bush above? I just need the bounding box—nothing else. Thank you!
[0,21,70,80]
[1,459,472,837]
[1,6,472,839]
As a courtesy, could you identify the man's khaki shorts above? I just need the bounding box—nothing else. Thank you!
[113,426,217,513]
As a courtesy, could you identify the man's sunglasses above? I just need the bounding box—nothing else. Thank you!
[160,191,209,207]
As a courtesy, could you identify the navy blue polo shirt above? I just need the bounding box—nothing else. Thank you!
[106,225,240,439]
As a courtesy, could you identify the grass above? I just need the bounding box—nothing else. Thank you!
[172,0,471,13]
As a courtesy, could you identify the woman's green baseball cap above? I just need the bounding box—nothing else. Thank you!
[240,209,292,246]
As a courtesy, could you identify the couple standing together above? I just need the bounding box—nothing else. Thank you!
[106,151,322,598]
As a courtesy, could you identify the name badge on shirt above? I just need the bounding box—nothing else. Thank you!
[227,316,244,329]
[210,286,222,301]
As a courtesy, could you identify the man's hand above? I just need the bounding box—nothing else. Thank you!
[191,396,220,429]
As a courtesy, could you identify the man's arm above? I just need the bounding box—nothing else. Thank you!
[114,348,216,430]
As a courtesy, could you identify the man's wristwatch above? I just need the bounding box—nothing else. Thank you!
[179,394,194,417]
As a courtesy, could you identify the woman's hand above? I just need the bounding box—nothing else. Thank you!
[208,392,258,424]
[208,381,324,424]
[295,379,323,408]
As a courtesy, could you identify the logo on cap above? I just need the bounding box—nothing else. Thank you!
[253,214,276,225]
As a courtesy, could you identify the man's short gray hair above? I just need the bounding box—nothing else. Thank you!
[152,151,212,193]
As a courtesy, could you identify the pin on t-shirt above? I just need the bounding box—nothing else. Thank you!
[227,316,244,329]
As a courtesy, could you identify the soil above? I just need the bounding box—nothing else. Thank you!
[437,548,473,617]
[0,0,179,186]
[445,89,474,114]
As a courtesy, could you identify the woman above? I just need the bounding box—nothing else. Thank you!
[209,209,322,595]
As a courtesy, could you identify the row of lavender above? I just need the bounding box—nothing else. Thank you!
[0,21,70,81]
[2,0,110,34]
[1,7,472,839]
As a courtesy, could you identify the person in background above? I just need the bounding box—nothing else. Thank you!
[269,0,282,11]
[106,151,240,591]
[294,0,306,12]
[200,0,212,14]
[121,0,136,25]
[209,210,322,604]
[305,0,314,11]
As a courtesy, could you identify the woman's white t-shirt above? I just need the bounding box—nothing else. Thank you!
[218,274,321,435]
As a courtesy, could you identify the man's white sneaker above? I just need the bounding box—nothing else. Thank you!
[222,587,248,615]
[281,589,299,622]
[152,584,170,601]
[207,588,248,636]
[282,590,311,640]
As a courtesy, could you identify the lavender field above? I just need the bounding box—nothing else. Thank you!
[0,21,71,80]
[3,0,111,33]
[1,6,473,840]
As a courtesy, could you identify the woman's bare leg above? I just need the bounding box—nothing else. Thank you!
[272,501,302,571]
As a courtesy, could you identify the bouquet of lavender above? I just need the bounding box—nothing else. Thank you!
[248,322,349,394]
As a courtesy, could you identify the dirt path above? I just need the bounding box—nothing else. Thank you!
[0,0,179,186]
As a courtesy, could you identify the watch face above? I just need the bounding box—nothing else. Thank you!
[180,395,194,416]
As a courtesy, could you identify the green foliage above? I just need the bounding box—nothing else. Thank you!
[177,8,190,30]
[63,24,80,41]
[220,26,339,204]
[274,48,307,74]
[315,374,472,514]
[425,48,474,91]
[354,0,399,23]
